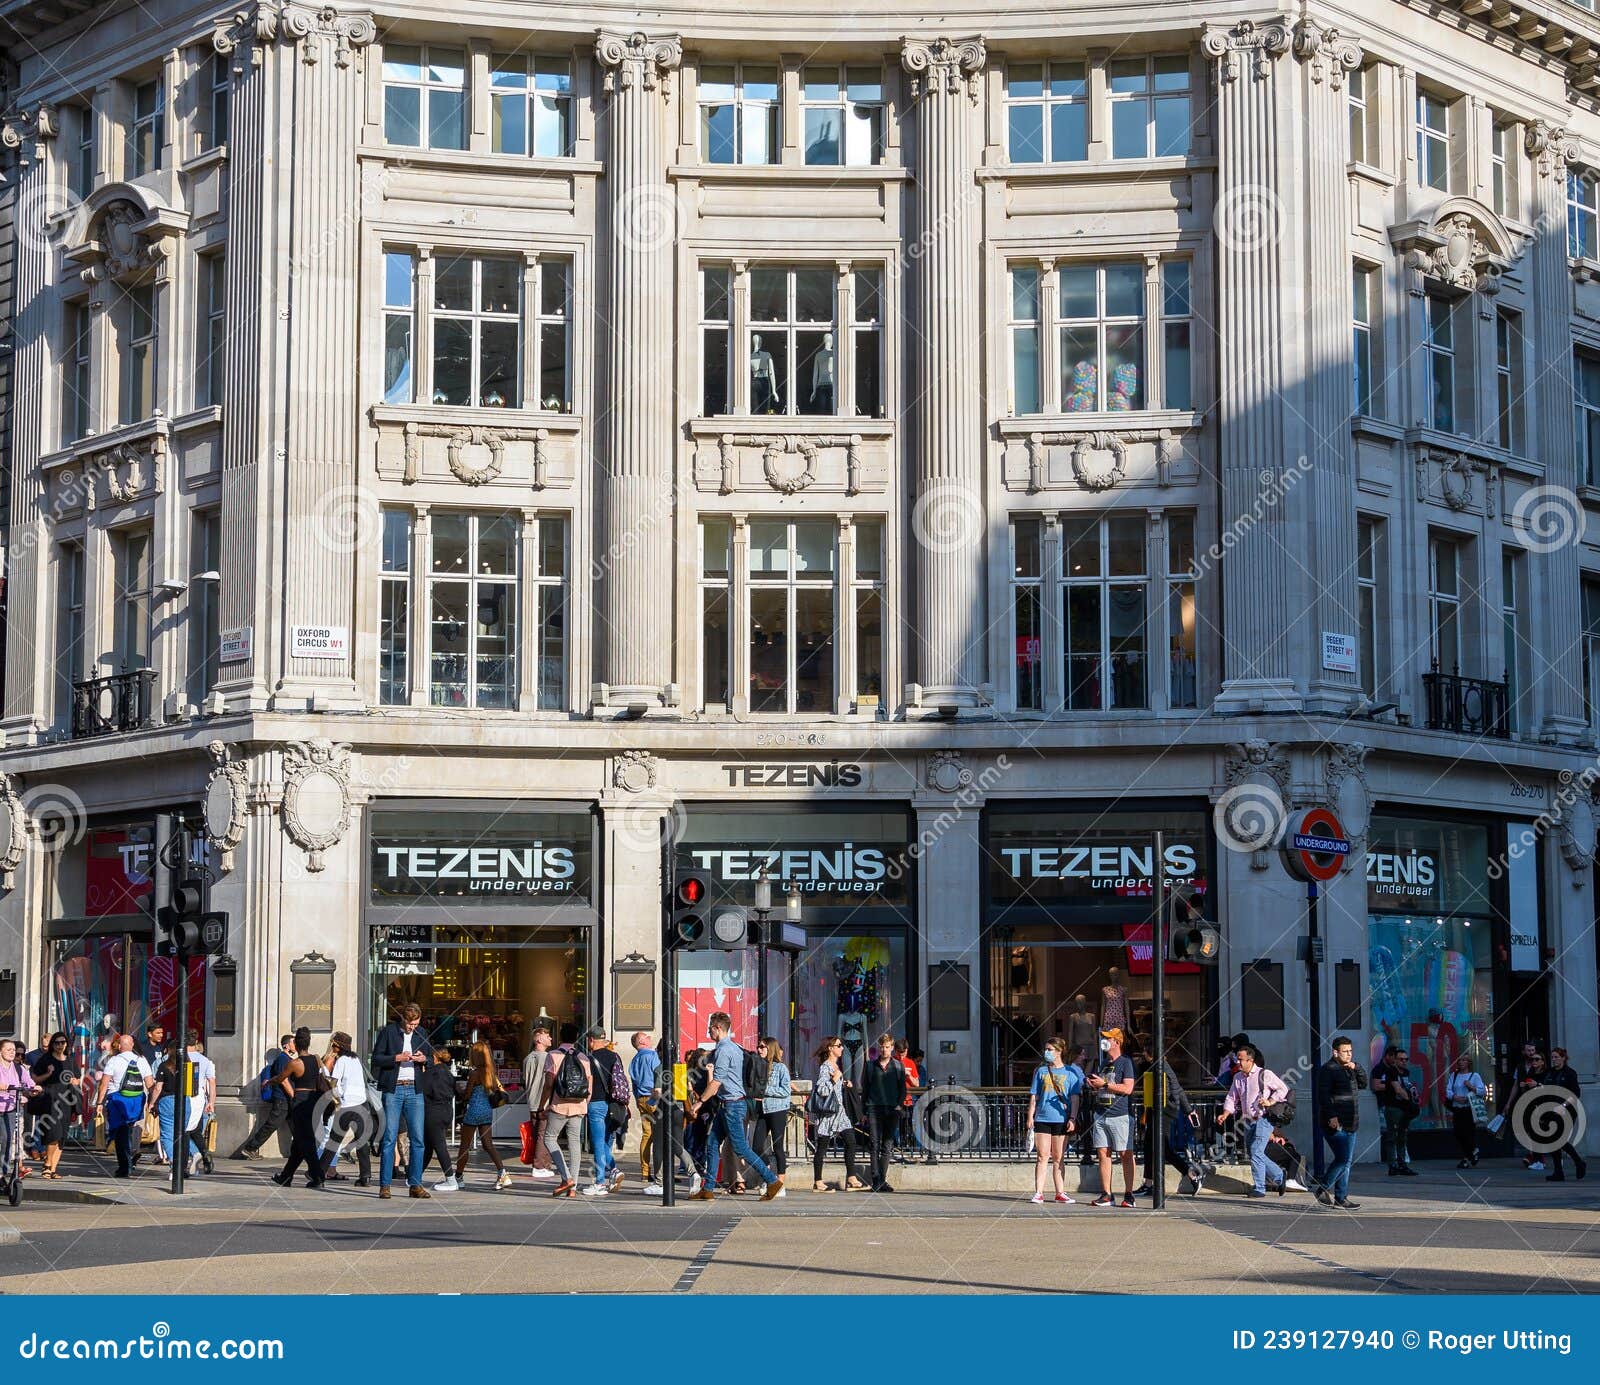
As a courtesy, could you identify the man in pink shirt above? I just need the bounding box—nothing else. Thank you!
[1217,1044,1290,1198]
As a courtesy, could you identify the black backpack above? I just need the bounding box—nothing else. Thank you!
[742,1047,771,1100]
[553,1049,590,1100]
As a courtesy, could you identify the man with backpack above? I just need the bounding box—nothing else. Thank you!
[583,1028,629,1196]
[541,1024,591,1196]
[231,1034,295,1161]
[689,1011,784,1201]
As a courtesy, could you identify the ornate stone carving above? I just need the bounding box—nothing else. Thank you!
[1556,790,1596,885]
[1291,19,1363,88]
[280,739,352,872]
[1321,742,1371,861]
[398,421,550,490]
[0,774,28,890]
[1525,120,1582,180]
[1,103,57,156]
[925,750,973,795]
[280,4,376,67]
[900,36,986,103]
[1221,739,1292,870]
[595,31,682,96]
[1203,18,1293,82]
[1396,212,1508,298]
[1022,429,1177,494]
[613,749,658,793]
[203,741,250,871]
[713,433,864,495]
[77,201,169,286]
[761,436,819,493]
[845,434,863,497]
[1417,447,1494,515]
[212,5,281,69]
[98,434,167,504]
[1070,433,1129,492]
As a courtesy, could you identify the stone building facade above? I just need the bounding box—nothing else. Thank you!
[1,0,1600,1155]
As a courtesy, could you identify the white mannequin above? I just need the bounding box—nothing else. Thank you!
[810,332,835,409]
[751,333,779,413]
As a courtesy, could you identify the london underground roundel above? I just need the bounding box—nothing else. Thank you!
[1284,807,1350,884]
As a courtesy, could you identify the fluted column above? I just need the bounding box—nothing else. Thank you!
[1294,20,1365,711]
[901,37,990,714]
[1203,20,1303,713]
[1525,121,1588,743]
[593,30,682,712]
[0,106,59,742]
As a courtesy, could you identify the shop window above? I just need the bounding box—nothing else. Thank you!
[128,76,164,176]
[204,50,230,151]
[701,268,731,416]
[63,301,92,444]
[119,283,157,425]
[111,527,153,672]
[1008,267,1040,416]
[1357,516,1385,697]
[750,265,836,416]
[432,254,521,408]
[1061,262,1145,411]
[54,542,86,726]
[1575,349,1600,485]
[700,518,731,707]
[531,514,568,709]
[490,53,573,158]
[748,518,836,714]
[428,511,518,709]
[197,253,226,408]
[802,65,884,167]
[1569,169,1599,260]
[379,509,411,705]
[534,259,570,411]
[1415,88,1453,192]
[383,44,466,150]
[699,63,778,165]
[1063,514,1148,711]
[1166,513,1197,708]
[1005,61,1088,163]
[186,510,221,707]
[383,251,415,405]
[1161,262,1192,413]
[1109,55,1190,160]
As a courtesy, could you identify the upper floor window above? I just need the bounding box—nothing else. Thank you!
[63,302,91,444]
[752,266,832,415]
[198,255,226,409]
[129,78,164,176]
[1502,547,1523,731]
[1352,265,1376,417]
[1424,295,1457,433]
[1166,512,1197,710]
[1495,309,1522,453]
[1357,516,1384,696]
[801,66,884,166]
[205,51,230,150]
[850,268,884,419]
[1416,90,1452,192]
[111,527,153,671]
[54,542,86,725]
[1428,532,1465,672]
[120,284,157,425]
[701,268,732,416]
[1586,582,1600,732]
[72,105,95,199]
[700,64,778,165]
[1347,65,1371,164]
[1109,55,1190,160]
[187,510,221,707]
[491,54,573,158]
[383,44,466,150]
[1009,258,1192,415]
[379,509,412,705]
[1005,61,1088,164]
[429,511,517,709]
[382,251,572,411]
[1491,120,1517,219]
[1575,349,1600,485]
[1569,170,1599,260]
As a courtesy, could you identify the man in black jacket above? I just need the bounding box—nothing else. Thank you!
[861,1032,907,1192]
[1315,1035,1367,1208]
[371,1002,435,1199]
[231,1034,295,1160]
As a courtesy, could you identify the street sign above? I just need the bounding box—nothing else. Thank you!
[1283,807,1350,883]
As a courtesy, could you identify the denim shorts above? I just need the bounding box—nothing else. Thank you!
[1091,1112,1131,1152]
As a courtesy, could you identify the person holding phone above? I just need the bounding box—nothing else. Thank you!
[1314,1035,1367,1208]
[372,1002,435,1200]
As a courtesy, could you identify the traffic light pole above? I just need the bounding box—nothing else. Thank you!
[1152,829,1166,1213]
[661,945,676,1209]
[170,817,190,1198]
[1307,881,1325,1181]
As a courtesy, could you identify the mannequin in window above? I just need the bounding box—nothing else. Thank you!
[1100,967,1130,1034]
[751,333,779,414]
[810,332,835,414]
[1066,992,1098,1066]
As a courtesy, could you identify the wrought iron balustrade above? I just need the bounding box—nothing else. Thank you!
[1422,663,1510,739]
[71,668,157,739]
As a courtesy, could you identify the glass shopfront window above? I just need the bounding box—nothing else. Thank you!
[676,806,913,1074]
[366,803,598,1134]
[984,805,1214,1086]
[1366,815,1495,1134]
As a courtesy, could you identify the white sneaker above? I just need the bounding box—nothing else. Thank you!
[1529,1161,1545,1171]
[642,1182,664,1196]
[495,1172,513,1190]
[433,1177,459,1192]
[607,1167,624,1188]
[1029,1192,1045,1204]
[690,1173,703,1195]
[530,1168,556,1181]
[1285,1178,1308,1192]
[582,1183,610,1197]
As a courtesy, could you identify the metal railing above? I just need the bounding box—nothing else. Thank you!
[71,668,157,739]
[1422,664,1509,739]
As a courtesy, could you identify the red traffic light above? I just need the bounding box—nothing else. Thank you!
[676,875,707,906]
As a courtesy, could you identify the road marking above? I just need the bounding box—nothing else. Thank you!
[1215,1222,1427,1292]
[673,1218,737,1293]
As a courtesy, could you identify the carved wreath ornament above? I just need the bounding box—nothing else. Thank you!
[0,774,27,891]
[760,436,820,494]
[447,427,506,485]
[203,741,250,872]
[280,739,352,872]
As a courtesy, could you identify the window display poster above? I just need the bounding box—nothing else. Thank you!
[1366,913,1492,1132]
[676,950,759,1051]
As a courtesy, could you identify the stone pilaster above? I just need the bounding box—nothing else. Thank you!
[1525,120,1588,743]
[1293,19,1365,711]
[592,31,682,713]
[1203,20,1304,713]
[901,37,991,714]
[0,106,58,743]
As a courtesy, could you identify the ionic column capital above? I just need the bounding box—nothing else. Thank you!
[1291,18,1363,89]
[900,35,986,103]
[595,30,683,98]
[1526,119,1583,180]
[1202,18,1293,83]
[277,4,376,69]
[1,103,57,160]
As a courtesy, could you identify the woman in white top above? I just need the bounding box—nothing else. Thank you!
[318,1031,373,1186]
[1445,1054,1487,1169]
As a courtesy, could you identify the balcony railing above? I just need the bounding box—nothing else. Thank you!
[1422,663,1510,739]
[71,668,157,739]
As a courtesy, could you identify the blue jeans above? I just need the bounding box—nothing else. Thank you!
[1321,1127,1356,1200]
[708,1098,776,1187]
[157,1095,203,1163]
[586,1100,613,1184]
[1248,1118,1283,1194]
[380,1086,425,1188]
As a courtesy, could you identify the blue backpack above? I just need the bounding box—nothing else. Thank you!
[257,1052,287,1103]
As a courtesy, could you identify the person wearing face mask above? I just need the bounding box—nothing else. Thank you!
[1027,1038,1082,1205]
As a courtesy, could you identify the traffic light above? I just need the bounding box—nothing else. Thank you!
[709,904,749,949]
[157,873,206,957]
[1168,892,1221,964]
[669,870,711,950]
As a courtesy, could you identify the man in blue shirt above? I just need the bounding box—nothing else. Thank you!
[689,1011,784,1201]
[629,1031,664,1191]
